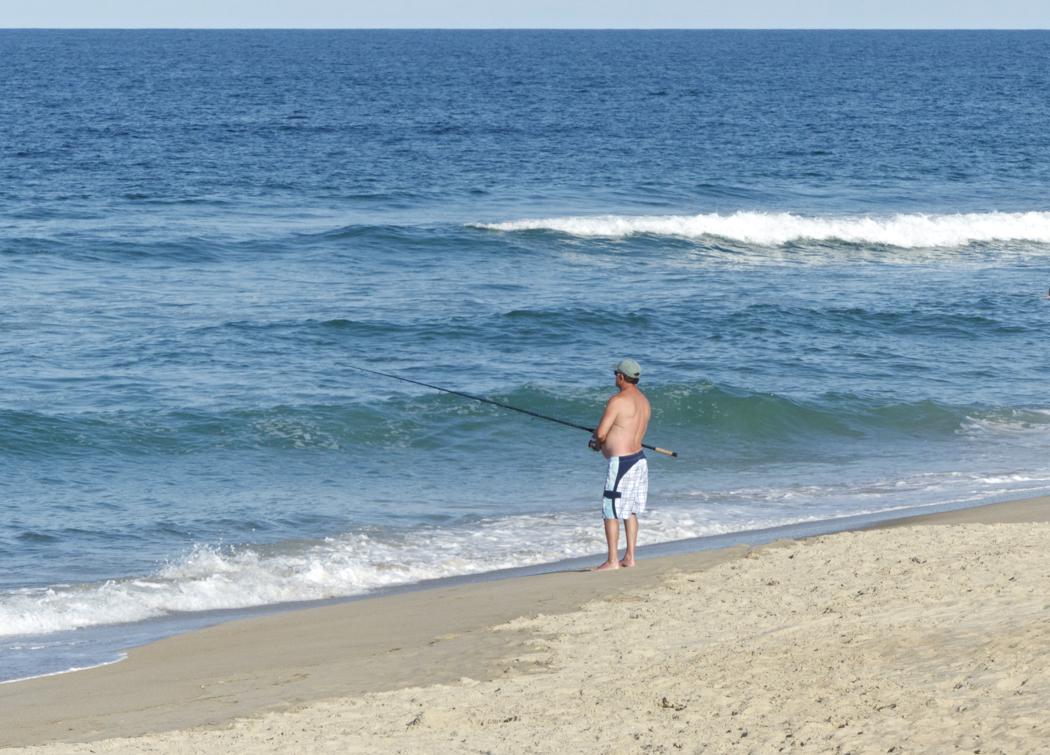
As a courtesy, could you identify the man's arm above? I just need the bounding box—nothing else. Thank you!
[589,396,621,451]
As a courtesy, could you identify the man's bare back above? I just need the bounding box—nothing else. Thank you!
[594,382,650,458]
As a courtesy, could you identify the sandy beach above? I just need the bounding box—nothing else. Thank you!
[3,497,1050,754]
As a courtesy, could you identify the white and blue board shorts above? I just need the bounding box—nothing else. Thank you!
[602,450,648,520]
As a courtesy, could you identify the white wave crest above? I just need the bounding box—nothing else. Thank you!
[473,211,1050,248]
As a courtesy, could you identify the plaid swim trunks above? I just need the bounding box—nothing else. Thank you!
[602,450,648,520]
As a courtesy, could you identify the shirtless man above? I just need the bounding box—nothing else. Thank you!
[589,359,651,571]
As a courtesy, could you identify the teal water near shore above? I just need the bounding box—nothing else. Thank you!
[3,29,1050,681]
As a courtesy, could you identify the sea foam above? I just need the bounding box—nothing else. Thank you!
[473,211,1050,248]
[0,505,852,638]
[6,458,1050,640]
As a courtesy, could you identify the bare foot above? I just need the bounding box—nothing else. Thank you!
[619,557,636,567]
[592,560,620,571]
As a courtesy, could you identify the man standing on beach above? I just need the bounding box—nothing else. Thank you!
[590,359,651,571]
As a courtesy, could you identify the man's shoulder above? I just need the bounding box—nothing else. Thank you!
[609,388,648,410]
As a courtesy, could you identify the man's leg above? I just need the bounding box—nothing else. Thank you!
[620,514,638,567]
[593,518,621,570]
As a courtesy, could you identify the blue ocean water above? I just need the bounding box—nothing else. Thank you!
[3,29,1050,682]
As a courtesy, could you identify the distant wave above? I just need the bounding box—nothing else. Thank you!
[472,211,1050,248]
[5,388,1050,460]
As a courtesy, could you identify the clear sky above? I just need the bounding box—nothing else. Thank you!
[2,1,1048,29]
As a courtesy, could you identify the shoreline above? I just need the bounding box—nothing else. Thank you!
[3,493,1050,748]
[9,489,1047,689]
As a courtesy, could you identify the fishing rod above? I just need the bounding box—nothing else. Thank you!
[345,364,678,457]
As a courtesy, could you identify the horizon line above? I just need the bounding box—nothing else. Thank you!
[2,27,1049,31]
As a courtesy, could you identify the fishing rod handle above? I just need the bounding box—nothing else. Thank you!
[646,445,678,457]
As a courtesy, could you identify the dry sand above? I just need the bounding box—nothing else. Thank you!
[3,498,1050,754]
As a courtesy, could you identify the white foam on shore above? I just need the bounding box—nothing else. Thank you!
[0,508,808,638]
[472,211,1050,248]
[5,461,1050,640]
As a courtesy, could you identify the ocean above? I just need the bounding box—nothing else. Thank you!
[2,29,1050,683]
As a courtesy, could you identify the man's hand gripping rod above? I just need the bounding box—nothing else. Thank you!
[345,364,678,457]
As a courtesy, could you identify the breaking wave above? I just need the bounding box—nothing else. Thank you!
[473,211,1050,248]
[0,508,770,638]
